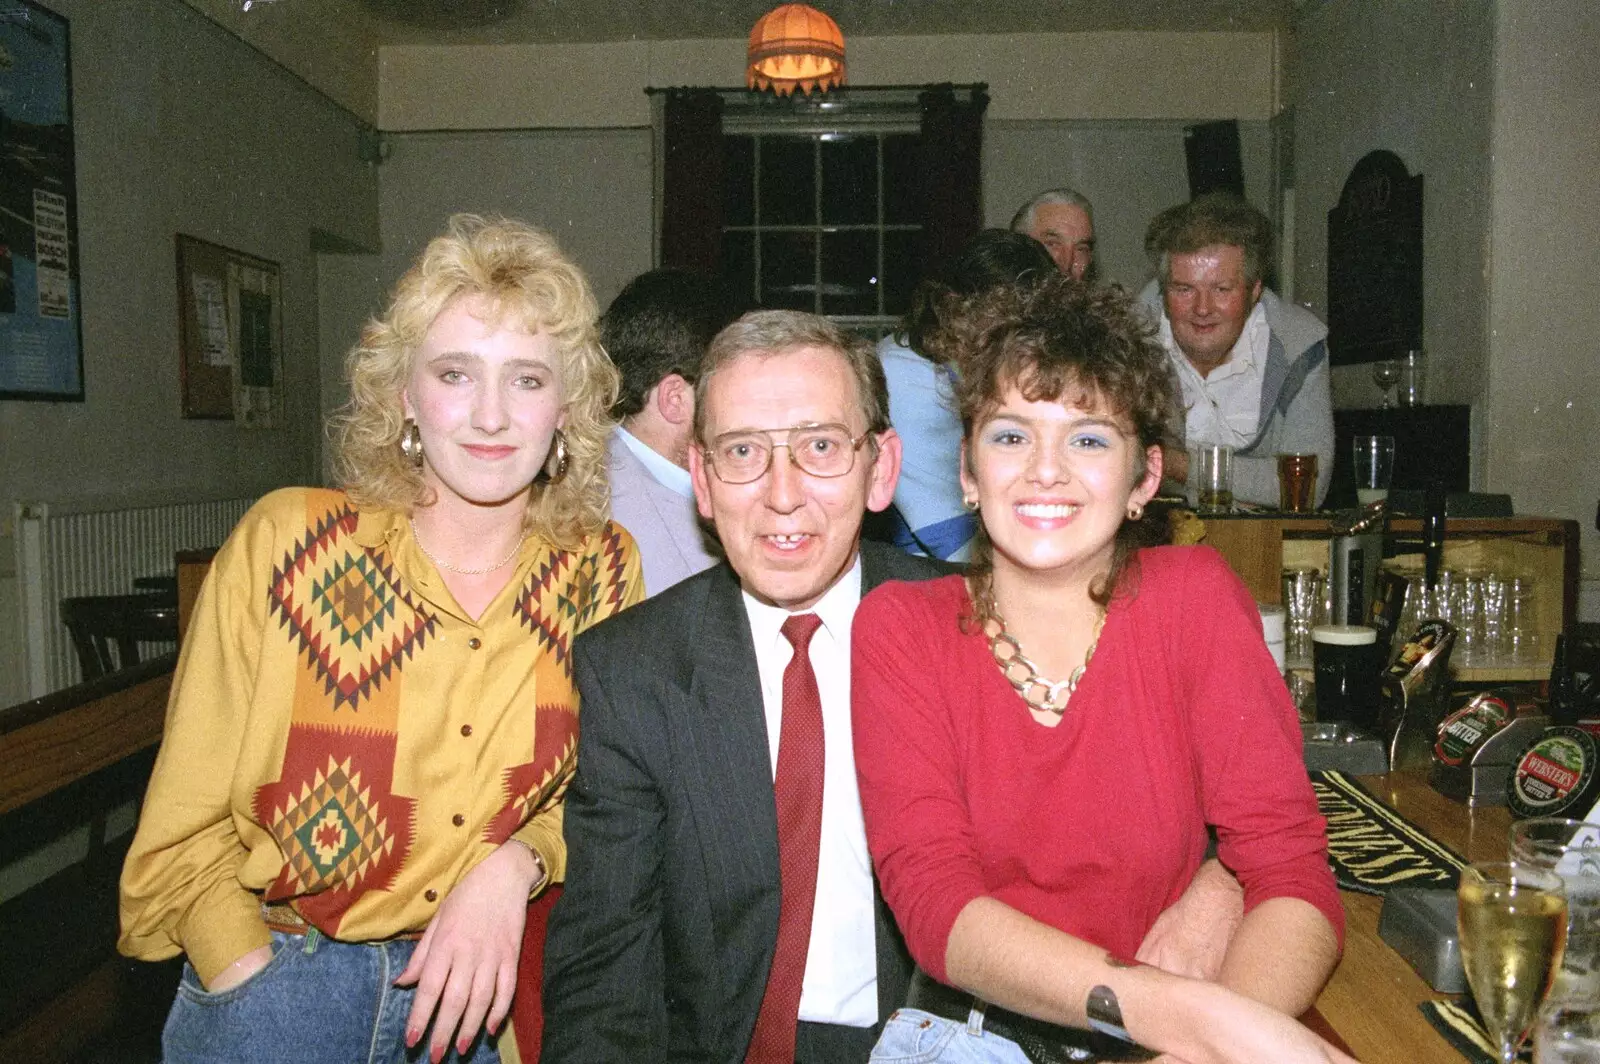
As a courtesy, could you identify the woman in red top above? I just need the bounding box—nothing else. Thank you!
[853,276,1354,1064]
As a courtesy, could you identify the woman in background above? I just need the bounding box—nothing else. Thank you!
[875,229,1057,562]
[120,214,642,1064]
[854,276,1351,1064]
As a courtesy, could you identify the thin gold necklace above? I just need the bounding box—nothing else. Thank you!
[980,586,1106,716]
[409,517,527,576]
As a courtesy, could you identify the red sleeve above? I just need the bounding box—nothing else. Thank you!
[1177,549,1345,947]
[852,579,988,984]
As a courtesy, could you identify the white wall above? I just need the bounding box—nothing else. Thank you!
[1287,0,1495,413]
[1,0,379,705]
[380,31,1278,130]
[180,0,380,123]
[986,119,1273,291]
[1486,0,1600,620]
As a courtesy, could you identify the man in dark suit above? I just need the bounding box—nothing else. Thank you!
[542,310,939,1063]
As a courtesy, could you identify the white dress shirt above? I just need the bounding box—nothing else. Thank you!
[1163,300,1270,449]
[615,424,694,498]
[741,557,878,1028]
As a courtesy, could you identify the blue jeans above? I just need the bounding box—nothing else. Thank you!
[163,930,501,1064]
[869,1008,1037,1064]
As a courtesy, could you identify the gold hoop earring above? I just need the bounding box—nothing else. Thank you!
[1127,502,1145,521]
[962,495,979,512]
[399,418,424,468]
[540,429,570,485]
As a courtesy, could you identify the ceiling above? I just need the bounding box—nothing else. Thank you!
[349,0,1302,46]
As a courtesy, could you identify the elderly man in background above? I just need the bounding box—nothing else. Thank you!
[1011,187,1097,283]
[601,268,735,596]
[1140,193,1333,509]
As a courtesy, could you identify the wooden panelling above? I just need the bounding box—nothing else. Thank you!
[0,668,171,816]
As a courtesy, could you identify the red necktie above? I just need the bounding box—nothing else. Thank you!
[746,613,826,1064]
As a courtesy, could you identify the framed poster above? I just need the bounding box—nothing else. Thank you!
[0,0,85,400]
[176,234,283,427]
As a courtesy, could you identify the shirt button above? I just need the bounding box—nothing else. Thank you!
[468,637,482,650]
[460,724,473,737]
[452,813,466,827]
[424,888,438,903]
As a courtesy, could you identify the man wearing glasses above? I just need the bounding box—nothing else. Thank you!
[542,311,940,1063]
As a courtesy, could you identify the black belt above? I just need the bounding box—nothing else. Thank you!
[903,969,1155,1064]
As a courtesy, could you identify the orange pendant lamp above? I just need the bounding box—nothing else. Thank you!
[746,4,846,96]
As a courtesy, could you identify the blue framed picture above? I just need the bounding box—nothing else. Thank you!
[0,0,85,401]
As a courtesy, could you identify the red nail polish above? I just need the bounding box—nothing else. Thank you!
[405,1028,419,1048]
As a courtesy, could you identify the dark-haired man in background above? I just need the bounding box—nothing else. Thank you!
[601,269,735,596]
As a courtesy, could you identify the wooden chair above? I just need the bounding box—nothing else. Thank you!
[59,594,179,682]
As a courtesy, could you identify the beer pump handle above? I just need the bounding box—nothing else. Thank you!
[1422,482,1447,589]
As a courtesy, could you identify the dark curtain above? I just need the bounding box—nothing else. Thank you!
[917,85,990,278]
[659,89,725,274]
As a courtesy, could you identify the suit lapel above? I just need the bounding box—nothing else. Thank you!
[681,564,782,926]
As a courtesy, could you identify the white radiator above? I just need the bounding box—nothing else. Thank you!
[12,498,255,697]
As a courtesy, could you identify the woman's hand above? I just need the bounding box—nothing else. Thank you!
[1136,858,1243,981]
[1147,978,1361,1064]
[205,944,274,992]
[395,841,546,1062]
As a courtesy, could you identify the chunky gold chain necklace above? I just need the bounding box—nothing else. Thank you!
[980,586,1106,716]
[410,518,527,576]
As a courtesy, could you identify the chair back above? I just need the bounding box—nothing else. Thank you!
[58,594,179,682]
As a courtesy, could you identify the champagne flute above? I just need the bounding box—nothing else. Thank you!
[1459,862,1569,1064]
[1372,359,1402,408]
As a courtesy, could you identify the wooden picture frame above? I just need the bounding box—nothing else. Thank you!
[175,234,282,426]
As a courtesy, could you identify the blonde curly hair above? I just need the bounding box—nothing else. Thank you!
[329,214,617,549]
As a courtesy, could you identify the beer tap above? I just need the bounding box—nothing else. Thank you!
[1422,480,1447,589]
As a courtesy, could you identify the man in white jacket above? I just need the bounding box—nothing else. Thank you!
[1140,194,1334,509]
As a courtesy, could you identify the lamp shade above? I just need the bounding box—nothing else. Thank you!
[746,4,845,96]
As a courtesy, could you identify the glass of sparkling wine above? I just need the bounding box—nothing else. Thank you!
[1459,862,1569,1064]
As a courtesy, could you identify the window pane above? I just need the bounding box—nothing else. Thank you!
[821,136,876,225]
[720,230,757,310]
[760,231,816,311]
[723,136,755,227]
[821,230,877,316]
[883,229,925,318]
[759,136,814,226]
[883,134,922,225]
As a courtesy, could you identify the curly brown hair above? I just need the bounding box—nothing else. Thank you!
[328,214,617,550]
[926,275,1179,615]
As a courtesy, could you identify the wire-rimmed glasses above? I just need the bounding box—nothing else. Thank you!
[702,422,874,484]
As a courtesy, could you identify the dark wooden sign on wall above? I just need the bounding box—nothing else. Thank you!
[1326,150,1423,366]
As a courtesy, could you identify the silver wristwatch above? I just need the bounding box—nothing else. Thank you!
[1086,984,1133,1043]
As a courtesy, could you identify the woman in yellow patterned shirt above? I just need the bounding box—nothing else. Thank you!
[119,215,642,1064]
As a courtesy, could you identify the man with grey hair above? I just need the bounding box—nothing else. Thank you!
[1139,193,1333,508]
[542,310,936,1063]
[1011,187,1097,283]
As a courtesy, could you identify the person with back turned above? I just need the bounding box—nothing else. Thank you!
[601,268,735,597]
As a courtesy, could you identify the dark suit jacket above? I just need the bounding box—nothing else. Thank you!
[541,540,943,1063]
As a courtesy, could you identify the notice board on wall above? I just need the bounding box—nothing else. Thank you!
[176,234,282,427]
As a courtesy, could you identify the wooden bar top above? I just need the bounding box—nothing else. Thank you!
[1315,771,1511,1063]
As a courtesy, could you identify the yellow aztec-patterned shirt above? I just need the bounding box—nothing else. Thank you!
[118,487,642,988]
